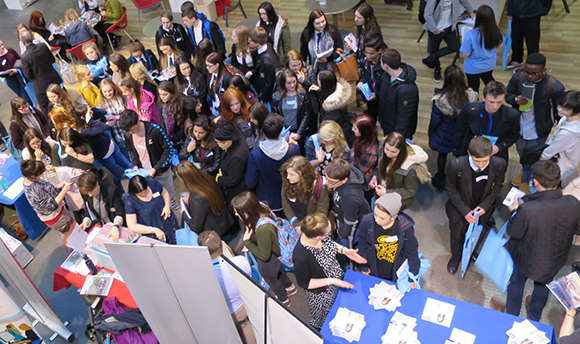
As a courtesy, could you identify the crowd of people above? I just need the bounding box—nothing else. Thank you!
[1,0,579,341]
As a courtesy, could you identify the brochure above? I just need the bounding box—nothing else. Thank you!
[547,271,580,310]
[421,297,455,328]
[80,274,114,296]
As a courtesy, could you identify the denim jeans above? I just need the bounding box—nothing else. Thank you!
[506,265,549,321]
[99,144,133,191]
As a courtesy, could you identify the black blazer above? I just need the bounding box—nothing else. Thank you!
[129,49,160,73]
[21,43,61,93]
[445,155,506,221]
[456,103,520,161]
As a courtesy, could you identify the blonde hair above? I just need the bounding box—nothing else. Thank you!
[233,25,250,53]
[75,65,90,82]
[64,8,80,24]
[318,120,347,157]
[129,63,154,84]
[81,41,100,56]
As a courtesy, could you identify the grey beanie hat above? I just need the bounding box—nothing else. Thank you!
[375,192,402,217]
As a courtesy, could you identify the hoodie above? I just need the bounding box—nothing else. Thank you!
[357,212,420,281]
[376,63,419,139]
[246,139,299,210]
[331,166,372,239]
[541,117,580,182]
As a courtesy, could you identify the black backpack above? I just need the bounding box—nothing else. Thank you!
[418,0,441,24]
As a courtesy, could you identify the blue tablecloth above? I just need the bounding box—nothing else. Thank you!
[0,155,46,240]
[321,270,556,343]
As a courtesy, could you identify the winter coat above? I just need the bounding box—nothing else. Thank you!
[64,20,95,47]
[217,136,249,203]
[377,143,429,209]
[507,0,545,18]
[257,15,291,62]
[271,88,314,138]
[506,189,580,283]
[541,117,580,182]
[126,88,160,125]
[246,139,300,210]
[330,166,371,239]
[357,212,420,281]
[376,63,419,139]
[317,78,355,145]
[506,71,565,138]
[428,88,479,153]
[21,43,61,98]
[456,103,520,161]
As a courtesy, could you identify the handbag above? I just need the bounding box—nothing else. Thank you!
[333,48,359,82]
[396,254,430,293]
[244,251,270,290]
[461,212,484,278]
[474,221,514,292]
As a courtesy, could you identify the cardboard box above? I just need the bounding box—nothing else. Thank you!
[0,227,33,268]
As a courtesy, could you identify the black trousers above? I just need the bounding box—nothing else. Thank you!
[511,15,541,63]
[257,255,292,301]
[466,71,495,94]
[446,203,493,261]
[93,21,115,42]
[427,26,459,70]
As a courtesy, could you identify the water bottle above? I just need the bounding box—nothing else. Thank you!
[83,254,98,275]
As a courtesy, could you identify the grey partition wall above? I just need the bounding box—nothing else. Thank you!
[105,243,242,344]
[223,256,324,344]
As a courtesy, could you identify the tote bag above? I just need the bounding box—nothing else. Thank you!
[334,48,359,82]
[475,221,514,292]
[461,213,483,278]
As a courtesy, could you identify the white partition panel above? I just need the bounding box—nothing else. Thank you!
[106,243,241,344]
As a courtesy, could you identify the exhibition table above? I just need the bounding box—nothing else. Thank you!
[321,270,556,343]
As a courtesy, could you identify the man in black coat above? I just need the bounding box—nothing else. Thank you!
[506,53,565,183]
[445,136,506,274]
[506,0,547,69]
[504,160,580,321]
[376,48,419,139]
[456,81,520,162]
[155,11,192,58]
[247,27,280,103]
[357,36,386,122]
[20,31,62,113]
[214,122,249,203]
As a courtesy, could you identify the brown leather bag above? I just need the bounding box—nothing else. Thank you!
[334,48,359,82]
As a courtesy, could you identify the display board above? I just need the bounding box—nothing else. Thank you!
[106,243,242,344]
[222,256,323,344]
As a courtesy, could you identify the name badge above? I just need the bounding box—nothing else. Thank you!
[475,175,488,182]
[1,59,6,66]
[152,192,160,198]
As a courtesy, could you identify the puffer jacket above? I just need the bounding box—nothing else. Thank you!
[318,78,356,144]
[428,88,478,153]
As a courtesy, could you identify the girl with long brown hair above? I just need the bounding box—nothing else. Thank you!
[157,37,182,78]
[109,53,131,85]
[176,161,236,236]
[228,25,253,74]
[57,127,95,170]
[119,77,160,125]
[180,116,220,175]
[22,128,59,166]
[281,155,329,221]
[369,132,429,209]
[232,191,296,305]
[220,87,257,149]
[9,96,52,150]
[351,113,379,188]
[157,81,184,145]
[285,49,311,89]
[205,52,236,117]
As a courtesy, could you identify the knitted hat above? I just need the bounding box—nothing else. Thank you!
[526,53,546,66]
[214,122,235,141]
[375,193,402,218]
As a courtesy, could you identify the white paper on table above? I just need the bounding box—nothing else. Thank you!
[3,177,23,200]
[449,328,476,344]
[65,224,87,253]
[421,297,456,328]
[396,259,409,278]
[0,227,21,251]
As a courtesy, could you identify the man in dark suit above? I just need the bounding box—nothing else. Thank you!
[248,26,280,67]
[181,8,226,57]
[456,81,520,162]
[155,11,192,58]
[20,31,62,113]
[246,26,280,103]
[504,160,580,321]
[445,136,506,274]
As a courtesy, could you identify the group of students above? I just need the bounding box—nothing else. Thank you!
[2,0,580,339]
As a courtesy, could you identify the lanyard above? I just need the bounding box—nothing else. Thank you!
[479,103,493,136]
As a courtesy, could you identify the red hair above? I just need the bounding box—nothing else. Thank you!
[220,87,250,123]
[352,113,378,159]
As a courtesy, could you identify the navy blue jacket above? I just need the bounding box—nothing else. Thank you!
[245,142,299,210]
[507,0,545,18]
[357,212,420,281]
[428,100,457,153]
[129,49,160,73]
